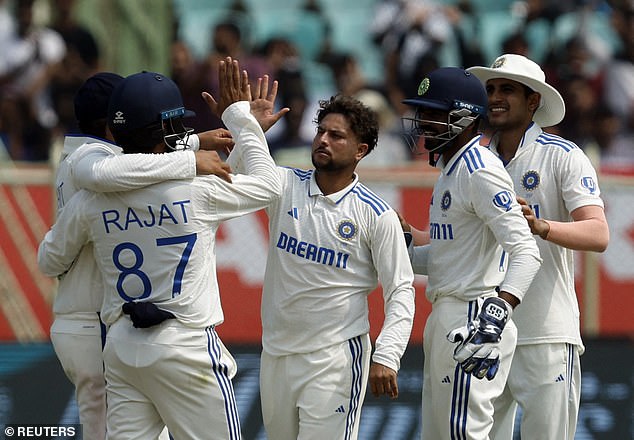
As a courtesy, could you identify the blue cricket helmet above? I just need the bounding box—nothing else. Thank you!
[403,67,487,116]
[108,71,195,150]
[74,72,124,123]
[401,67,488,166]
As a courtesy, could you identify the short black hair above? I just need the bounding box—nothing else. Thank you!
[314,95,379,156]
[113,122,164,154]
[78,118,108,139]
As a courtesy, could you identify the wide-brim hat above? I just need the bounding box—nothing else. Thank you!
[467,54,565,127]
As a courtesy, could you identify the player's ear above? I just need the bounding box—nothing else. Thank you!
[528,92,541,113]
[356,142,368,159]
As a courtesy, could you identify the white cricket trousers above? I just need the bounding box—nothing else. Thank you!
[103,318,241,440]
[260,333,371,440]
[51,313,107,440]
[491,342,581,440]
[422,296,517,440]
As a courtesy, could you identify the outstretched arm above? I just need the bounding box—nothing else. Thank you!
[396,211,430,245]
[517,197,609,252]
[199,57,282,221]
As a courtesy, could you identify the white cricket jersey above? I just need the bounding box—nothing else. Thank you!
[51,135,198,315]
[40,101,281,327]
[261,169,415,372]
[425,136,541,303]
[488,123,604,348]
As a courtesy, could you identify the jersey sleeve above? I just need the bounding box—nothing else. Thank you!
[560,149,604,213]
[221,101,281,196]
[410,244,430,275]
[370,210,416,372]
[470,162,541,302]
[187,133,200,151]
[195,102,282,222]
[70,142,197,193]
[225,143,244,174]
[38,191,92,277]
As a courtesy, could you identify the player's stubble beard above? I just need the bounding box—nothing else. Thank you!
[312,150,357,173]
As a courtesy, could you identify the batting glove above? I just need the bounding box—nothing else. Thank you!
[447,296,512,380]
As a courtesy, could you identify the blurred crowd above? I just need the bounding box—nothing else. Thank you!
[0,0,100,161]
[1,0,633,168]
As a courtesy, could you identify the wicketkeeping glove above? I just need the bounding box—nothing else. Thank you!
[447,296,512,380]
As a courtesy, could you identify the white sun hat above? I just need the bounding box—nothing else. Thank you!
[467,54,566,127]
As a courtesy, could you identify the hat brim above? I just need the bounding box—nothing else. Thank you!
[467,66,566,127]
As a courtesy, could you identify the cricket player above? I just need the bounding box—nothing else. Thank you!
[400,67,541,439]
[49,72,233,440]
[39,58,283,439]
[468,54,609,439]
[229,86,415,439]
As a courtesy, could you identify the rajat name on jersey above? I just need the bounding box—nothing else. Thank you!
[101,199,191,233]
[276,231,350,269]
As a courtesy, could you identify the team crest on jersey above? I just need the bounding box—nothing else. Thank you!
[337,220,357,240]
[440,191,451,211]
[493,191,513,212]
[521,170,540,191]
[581,176,597,194]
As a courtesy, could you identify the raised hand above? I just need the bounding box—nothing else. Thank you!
[250,74,290,132]
[447,296,512,380]
[202,56,251,118]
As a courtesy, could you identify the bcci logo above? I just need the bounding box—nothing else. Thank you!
[492,57,506,69]
[418,78,430,96]
[493,191,513,212]
[581,177,596,194]
[522,170,540,191]
[337,220,357,240]
[440,191,451,211]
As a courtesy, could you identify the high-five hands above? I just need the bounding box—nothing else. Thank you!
[202,56,251,118]
[250,75,290,132]
[447,296,512,380]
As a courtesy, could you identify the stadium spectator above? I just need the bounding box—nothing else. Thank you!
[170,39,215,134]
[370,0,455,116]
[327,51,411,166]
[0,0,66,161]
[49,0,101,137]
[258,37,311,154]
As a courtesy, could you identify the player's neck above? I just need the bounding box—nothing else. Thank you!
[495,126,526,162]
[314,169,355,195]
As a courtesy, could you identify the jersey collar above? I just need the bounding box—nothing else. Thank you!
[488,122,543,164]
[443,135,482,176]
[62,134,121,155]
[308,171,359,203]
